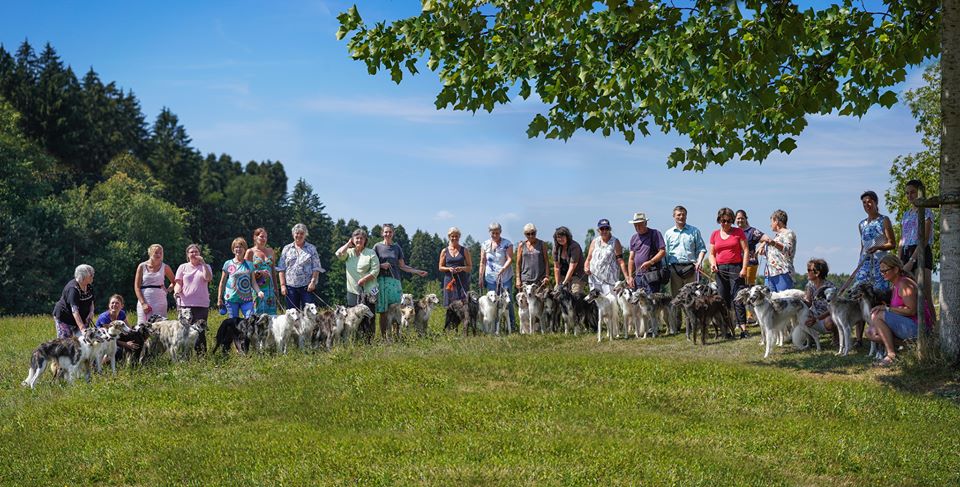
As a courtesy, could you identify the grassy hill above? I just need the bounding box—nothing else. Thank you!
[1,312,958,486]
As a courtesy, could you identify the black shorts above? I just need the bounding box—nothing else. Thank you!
[900,245,933,271]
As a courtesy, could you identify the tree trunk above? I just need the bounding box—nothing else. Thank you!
[941,0,960,364]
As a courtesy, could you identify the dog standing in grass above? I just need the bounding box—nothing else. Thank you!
[23,328,102,388]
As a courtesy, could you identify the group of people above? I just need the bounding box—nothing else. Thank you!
[51,180,935,364]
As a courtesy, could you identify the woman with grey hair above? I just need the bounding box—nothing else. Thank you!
[277,223,325,310]
[52,264,96,338]
[758,209,797,292]
[336,228,381,305]
[515,223,551,289]
[374,224,426,339]
[480,222,515,330]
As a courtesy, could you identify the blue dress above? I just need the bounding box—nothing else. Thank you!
[855,215,891,291]
[442,246,469,306]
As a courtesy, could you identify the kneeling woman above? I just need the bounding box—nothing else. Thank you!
[866,254,932,366]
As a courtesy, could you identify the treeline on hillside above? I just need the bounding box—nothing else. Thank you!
[0,41,470,315]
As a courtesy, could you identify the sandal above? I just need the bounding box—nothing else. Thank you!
[874,355,895,368]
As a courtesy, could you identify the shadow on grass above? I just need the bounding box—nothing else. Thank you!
[746,337,960,403]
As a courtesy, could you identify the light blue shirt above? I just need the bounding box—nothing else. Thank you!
[482,237,514,284]
[663,225,707,265]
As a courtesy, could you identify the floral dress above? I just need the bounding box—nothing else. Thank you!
[252,251,277,314]
[588,237,622,294]
[856,215,891,291]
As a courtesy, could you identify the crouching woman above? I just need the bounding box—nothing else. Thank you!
[866,254,932,366]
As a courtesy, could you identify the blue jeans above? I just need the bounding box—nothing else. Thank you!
[285,285,314,310]
[884,311,918,340]
[765,273,794,292]
[226,300,254,318]
[484,279,515,331]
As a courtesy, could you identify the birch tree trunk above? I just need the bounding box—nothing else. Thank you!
[941,0,960,363]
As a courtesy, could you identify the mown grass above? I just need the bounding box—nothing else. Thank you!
[1,312,958,486]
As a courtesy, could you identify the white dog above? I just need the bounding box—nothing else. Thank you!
[613,282,641,338]
[516,291,530,335]
[478,290,501,335]
[295,304,320,350]
[523,283,546,334]
[149,308,197,362]
[585,286,622,342]
[270,308,301,354]
[747,286,810,358]
[94,320,126,375]
[342,304,373,344]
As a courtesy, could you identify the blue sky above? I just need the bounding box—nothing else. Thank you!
[1,1,930,275]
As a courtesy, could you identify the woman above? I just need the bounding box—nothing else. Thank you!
[336,229,380,305]
[854,190,896,292]
[439,227,472,306]
[709,207,749,337]
[515,223,551,289]
[480,222,514,331]
[897,179,934,314]
[583,219,629,295]
[374,224,426,338]
[735,210,764,287]
[277,223,325,310]
[133,244,176,324]
[803,259,838,344]
[758,209,797,292]
[217,237,265,319]
[245,228,277,315]
[552,226,587,294]
[866,255,933,366]
[94,294,140,355]
[53,264,96,338]
[175,243,213,353]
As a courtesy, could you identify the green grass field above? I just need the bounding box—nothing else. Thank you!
[1,312,958,486]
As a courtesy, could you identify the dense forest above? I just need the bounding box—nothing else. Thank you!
[0,40,470,315]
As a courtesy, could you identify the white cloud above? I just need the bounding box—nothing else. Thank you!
[434,210,455,220]
[300,95,470,124]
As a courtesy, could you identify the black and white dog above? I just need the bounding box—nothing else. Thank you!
[22,328,102,388]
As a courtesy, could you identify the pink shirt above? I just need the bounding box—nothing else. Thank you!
[710,228,747,265]
[175,262,212,307]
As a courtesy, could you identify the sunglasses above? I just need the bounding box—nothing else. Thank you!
[879,266,893,275]
[720,219,733,224]
[525,232,536,236]
[807,268,817,272]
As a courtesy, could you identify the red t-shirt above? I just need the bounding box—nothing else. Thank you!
[710,228,747,265]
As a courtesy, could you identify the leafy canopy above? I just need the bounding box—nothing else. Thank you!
[338,0,938,170]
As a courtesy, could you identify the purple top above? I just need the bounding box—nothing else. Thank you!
[629,229,665,275]
[96,310,127,328]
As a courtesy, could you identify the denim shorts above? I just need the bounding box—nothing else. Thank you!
[884,310,918,340]
[765,273,794,292]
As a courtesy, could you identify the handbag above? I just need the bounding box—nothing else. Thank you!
[643,265,670,284]
[671,262,696,279]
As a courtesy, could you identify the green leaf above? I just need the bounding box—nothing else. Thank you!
[526,114,548,138]
[879,90,898,108]
[778,137,797,153]
[519,79,531,99]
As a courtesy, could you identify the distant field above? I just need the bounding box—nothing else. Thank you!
[1,312,958,486]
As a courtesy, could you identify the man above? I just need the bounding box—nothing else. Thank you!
[627,212,667,293]
[663,205,707,294]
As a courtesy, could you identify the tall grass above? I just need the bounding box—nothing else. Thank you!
[0,312,958,486]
